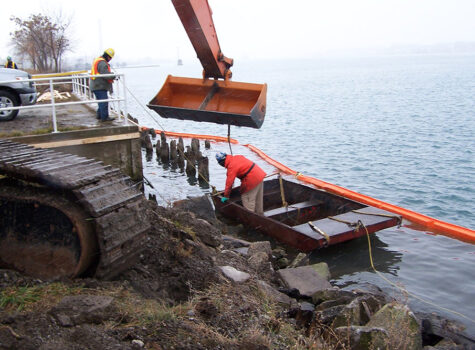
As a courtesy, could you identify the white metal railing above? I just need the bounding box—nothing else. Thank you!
[0,72,129,133]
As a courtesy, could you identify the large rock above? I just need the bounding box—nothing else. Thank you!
[328,294,382,328]
[247,241,272,258]
[219,266,250,283]
[331,297,366,328]
[418,312,473,349]
[193,218,222,247]
[256,280,296,307]
[315,304,347,325]
[170,210,222,248]
[248,251,275,282]
[424,338,466,350]
[173,195,217,224]
[248,251,270,271]
[367,303,422,350]
[335,325,389,350]
[49,295,115,326]
[295,301,315,328]
[222,234,251,249]
[308,262,330,280]
[288,253,309,268]
[312,288,356,306]
[278,266,331,298]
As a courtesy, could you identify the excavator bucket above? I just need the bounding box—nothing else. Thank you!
[148,75,267,129]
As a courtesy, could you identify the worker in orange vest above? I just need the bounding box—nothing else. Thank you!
[90,48,115,122]
[216,152,266,215]
[4,56,18,69]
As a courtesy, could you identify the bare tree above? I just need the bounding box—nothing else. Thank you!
[10,12,72,72]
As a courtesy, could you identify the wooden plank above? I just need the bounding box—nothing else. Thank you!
[30,132,140,149]
[292,207,401,245]
[264,199,323,218]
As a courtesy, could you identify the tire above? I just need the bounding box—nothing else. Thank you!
[0,90,20,121]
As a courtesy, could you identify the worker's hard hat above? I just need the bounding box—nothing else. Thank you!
[7,56,11,60]
[215,152,227,166]
[104,48,115,58]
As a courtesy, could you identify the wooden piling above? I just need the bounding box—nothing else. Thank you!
[160,131,167,145]
[191,138,200,157]
[178,148,185,171]
[205,140,211,149]
[160,142,170,163]
[170,140,177,162]
[198,156,209,186]
[178,137,184,154]
[155,139,161,157]
[185,146,196,176]
[140,130,153,154]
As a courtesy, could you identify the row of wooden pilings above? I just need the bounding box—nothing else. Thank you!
[140,129,210,186]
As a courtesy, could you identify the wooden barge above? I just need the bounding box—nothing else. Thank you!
[212,177,402,252]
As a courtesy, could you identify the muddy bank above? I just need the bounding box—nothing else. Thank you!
[0,198,472,349]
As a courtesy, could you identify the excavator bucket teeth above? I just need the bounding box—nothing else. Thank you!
[148,75,267,129]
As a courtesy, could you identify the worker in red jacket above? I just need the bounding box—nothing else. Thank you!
[216,152,266,215]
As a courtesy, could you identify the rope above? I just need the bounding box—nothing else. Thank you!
[328,215,359,227]
[362,220,475,324]
[278,175,288,208]
[227,124,233,155]
[307,221,330,246]
[125,85,167,131]
[125,86,216,197]
[352,209,402,226]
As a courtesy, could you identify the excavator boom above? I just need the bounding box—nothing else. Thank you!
[148,0,267,129]
[172,0,233,80]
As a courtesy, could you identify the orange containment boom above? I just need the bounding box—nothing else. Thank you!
[148,76,267,129]
[245,144,475,244]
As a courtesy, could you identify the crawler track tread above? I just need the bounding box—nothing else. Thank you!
[0,140,149,279]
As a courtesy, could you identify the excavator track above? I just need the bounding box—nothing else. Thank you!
[0,140,150,279]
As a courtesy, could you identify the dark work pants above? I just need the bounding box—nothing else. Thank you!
[93,90,109,120]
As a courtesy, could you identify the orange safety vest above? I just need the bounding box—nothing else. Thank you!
[4,61,17,69]
[90,57,113,83]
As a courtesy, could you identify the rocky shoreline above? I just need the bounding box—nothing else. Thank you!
[0,197,473,349]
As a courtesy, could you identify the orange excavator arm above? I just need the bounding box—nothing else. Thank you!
[148,0,267,129]
[172,0,233,80]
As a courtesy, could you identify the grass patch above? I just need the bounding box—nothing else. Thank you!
[0,283,83,312]
[103,288,188,328]
[0,131,25,138]
[187,281,310,349]
[173,221,197,241]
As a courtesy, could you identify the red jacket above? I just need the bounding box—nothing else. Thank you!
[224,155,266,197]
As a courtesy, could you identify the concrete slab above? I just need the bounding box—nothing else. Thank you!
[0,96,126,137]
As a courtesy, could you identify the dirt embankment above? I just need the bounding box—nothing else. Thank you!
[0,200,306,349]
[0,199,471,350]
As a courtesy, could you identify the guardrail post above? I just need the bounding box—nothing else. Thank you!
[49,79,58,133]
[121,74,128,125]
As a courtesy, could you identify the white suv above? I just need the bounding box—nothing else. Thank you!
[0,68,37,121]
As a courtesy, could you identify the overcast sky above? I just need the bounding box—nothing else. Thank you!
[2,0,475,65]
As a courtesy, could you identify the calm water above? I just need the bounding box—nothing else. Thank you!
[119,54,475,335]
